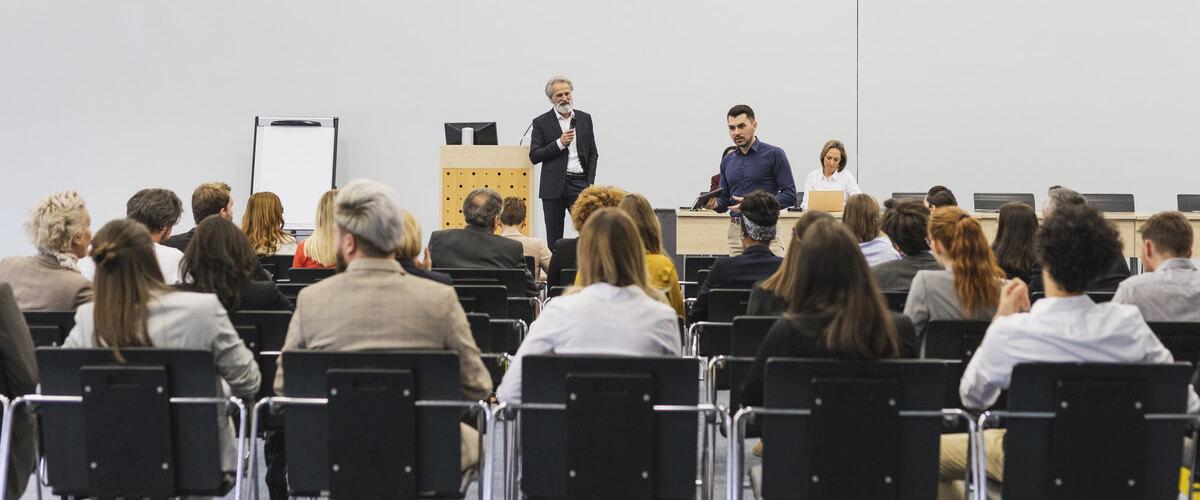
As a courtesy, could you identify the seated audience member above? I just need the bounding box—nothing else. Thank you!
[498,197,553,281]
[63,219,260,474]
[873,198,943,292]
[618,194,686,316]
[925,185,957,211]
[80,188,186,284]
[293,189,338,269]
[274,179,490,470]
[546,185,627,287]
[243,191,298,256]
[1031,185,1129,291]
[497,207,679,403]
[742,219,914,409]
[937,202,1198,500]
[1113,211,1200,321]
[991,201,1040,284]
[747,211,835,315]
[396,210,452,286]
[164,181,234,251]
[429,188,534,294]
[905,207,1006,338]
[689,190,783,323]
[0,191,93,310]
[178,216,292,311]
[843,193,901,266]
[0,283,38,498]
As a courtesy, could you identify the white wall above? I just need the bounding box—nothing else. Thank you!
[1,1,1196,259]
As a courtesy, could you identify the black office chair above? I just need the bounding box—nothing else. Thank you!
[883,291,908,312]
[891,192,926,202]
[455,285,509,319]
[229,310,292,401]
[1178,194,1200,213]
[288,268,337,284]
[435,268,530,298]
[988,363,1194,500]
[1083,193,1135,212]
[21,310,75,347]
[7,349,246,498]
[974,193,1036,212]
[688,289,752,356]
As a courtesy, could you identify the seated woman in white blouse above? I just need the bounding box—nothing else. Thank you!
[495,207,681,403]
[800,139,862,210]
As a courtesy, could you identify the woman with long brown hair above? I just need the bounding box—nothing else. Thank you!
[242,191,298,256]
[181,216,292,311]
[62,218,260,473]
[617,193,685,316]
[904,206,1007,338]
[496,208,679,403]
[842,193,901,266]
[991,201,1040,285]
[746,210,836,315]
[292,189,338,269]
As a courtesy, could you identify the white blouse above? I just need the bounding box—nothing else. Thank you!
[800,168,862,209]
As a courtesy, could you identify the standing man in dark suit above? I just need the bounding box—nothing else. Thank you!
[529,75,599,245]
[428,188,535,294]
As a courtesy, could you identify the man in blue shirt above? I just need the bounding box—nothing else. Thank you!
[706,104,796,255]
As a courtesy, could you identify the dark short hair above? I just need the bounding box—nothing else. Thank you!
[727,104,755,121]
[881,198,930,255]
[927,186,957,208]
[1037,203,1122,293]
[126,188,182,233]
[463,188,502,228]
[926,185,950,198]
[500,197,527,226]
[1140,211,1193,257]
[739,190,781,242]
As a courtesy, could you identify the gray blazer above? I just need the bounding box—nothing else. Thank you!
[0,283,38,499]
[903,269,1002,338]
[872,252,944,293]
[0,254,93,311]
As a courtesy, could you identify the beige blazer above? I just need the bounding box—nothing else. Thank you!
[501,228,553,281]
[0,254,93,311]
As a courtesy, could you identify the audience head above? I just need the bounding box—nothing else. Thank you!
[241,191,289,255]
[925,185,957,211]
[302,189,339,268]
[819,140,848,175]
[396,211,425,261]
[785,219,900,358]
[841,193,882,243]
[991,202,1040,278]
[1043,185,1086,218]
[1038,203,1121,294]
[499,197,528,228]
[180,216,258,310]
[618,193,666,255]
[928,207,1006,316]
[738,190,781,247]
[25,190,92,260]
[190,181,233,224]
[881,198,931,256]
[727,104,757,150]
[570,185,627,234]
[463,188,503,231]
[574,207,658,299]
[760,210,836,301]
[1138,211,1193,271]
[89,218,166,360]
[126,188,182,243]
[334,179,404,269]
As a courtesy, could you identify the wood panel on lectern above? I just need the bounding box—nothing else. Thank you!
[440,146,533,235]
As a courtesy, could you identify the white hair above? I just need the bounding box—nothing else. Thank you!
[544,75,574,97]
[334,179,405,255]
[25,191,88,254]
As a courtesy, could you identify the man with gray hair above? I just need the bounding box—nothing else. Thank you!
[1042,184,1087,217]
[529,75,600,244]
[428,188,535,293]
[275,178,492,472]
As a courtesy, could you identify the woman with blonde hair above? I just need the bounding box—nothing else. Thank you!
[904,206,1007,338]
[0,190,94,310]
[292,189,338,269]
[242,191,298,256]
[546,185,627,287]
[496,208,679,403]
[617,193,685,316]
[396,210,452,285]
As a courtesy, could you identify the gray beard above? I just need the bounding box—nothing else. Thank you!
[554,102,573,115]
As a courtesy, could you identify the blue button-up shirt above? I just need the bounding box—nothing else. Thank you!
[715,138,797,213]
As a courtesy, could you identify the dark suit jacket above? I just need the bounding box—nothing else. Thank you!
[529,109,599,199]
[162,228,194,252]
[688,244,783,323]
[175,280,293,312]
[546,238,579,288]
[1029,254,1130,293]
[0,283,38,498]
[400,259,453,286]
[872,251,944,293]
[428,225,535,294]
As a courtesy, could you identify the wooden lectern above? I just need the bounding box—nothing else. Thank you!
[440,145,534,235]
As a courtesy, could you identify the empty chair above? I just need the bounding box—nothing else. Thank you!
[683,256,719,299]
[973,193,1035,212]
[1178,194,1200,213]
[435,268,530,298]
[20,310,75,347]
[1083,193,1135,212]
[891,192,926,202]
[686,289,752,356]
[288,267,337,284]
[465,312,527,354]
[229,310,292,400]
[921,320,990,361]
[455,285,509,319]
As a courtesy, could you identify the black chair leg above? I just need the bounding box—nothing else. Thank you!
[264,430,289,500]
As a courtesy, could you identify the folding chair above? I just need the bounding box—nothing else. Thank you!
[250,350,490,500]
[455,285,509,319]
[466,313,526,388]
[436,268,530,298]
[685,289,751,356]
[0,348,246,499]
[921,320,990,361]
[289,268,337,284]
[682,256,719,300]
[21,311,75,347]
[981,362,1196,500]
[230,310,292,401]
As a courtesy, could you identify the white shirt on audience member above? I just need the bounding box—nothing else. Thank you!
[960,294,1200,412]
[1112,258,1200,322]
[800,167,862,209]
[859,235,902,266]
[554,111,585,174]
[496,282,680,403]
[78,243,184,284]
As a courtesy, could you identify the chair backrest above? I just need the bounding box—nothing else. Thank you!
[288,267,337,284]
[261,254,295,281]
[280,350,464,497]
[464,313,524,354]
[890,192,926,202]
[1178,194,1200,213]
[36,348,227,497]
[520,355,699,499]
[21,310,76,347]
[229,310,292,399]
[728,315,779,412]
[548,286,568,298]
[883,291,907,313]
[560,268,578,286]
[277,282,307,300]
[1002,362,1191,500]
[973,192,1035,212]
[1147,322,1200,376]
[758,359,949,499]
[1030,291,1114,304]
[454,285,509,319]
[921,320,990,361]
[1083,193,1135,212]
[523,255,537,277]
[708,288,752,322]
[435,268,528,298]
[696,269,711,287]
[683,256,718,283]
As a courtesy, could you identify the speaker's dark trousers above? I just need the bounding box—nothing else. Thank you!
[543,173,591,244]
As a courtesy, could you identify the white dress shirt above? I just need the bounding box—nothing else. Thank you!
[859,235,902,267]
[1113,258,1200,322]
[496,282,681,403]
[800,167,862,209]
[960,295,1199,412]
[554,111,584,174]
[78,242,184,285]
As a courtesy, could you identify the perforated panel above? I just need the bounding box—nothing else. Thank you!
[440,167,532,235]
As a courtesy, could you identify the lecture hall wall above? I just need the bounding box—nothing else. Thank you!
[1,1,1196,258]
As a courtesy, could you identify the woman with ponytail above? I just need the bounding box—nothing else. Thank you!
[63,218,260,473]
[904,206,1007,338]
